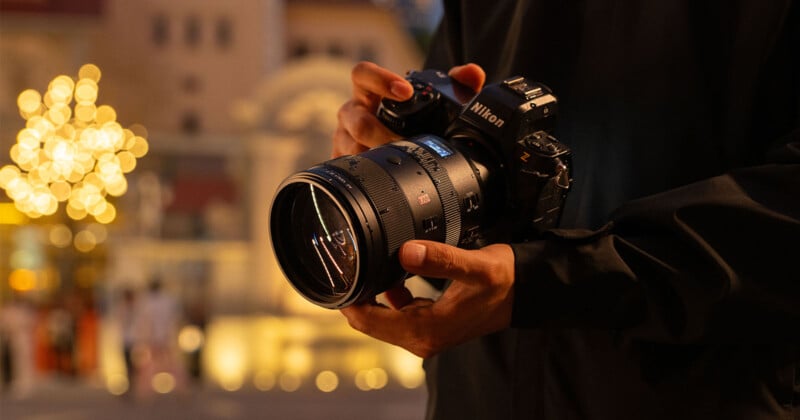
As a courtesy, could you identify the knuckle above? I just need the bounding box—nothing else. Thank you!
[439,246,463,275]
[407,315,441,358]
[414,346,435,359]
[430,244,453,267]
[350,113,375,141]
[351,61,375,81]
[482,257,503,278]
[336,103,349,123]
[414,337,441,359]
[470,256,501,287]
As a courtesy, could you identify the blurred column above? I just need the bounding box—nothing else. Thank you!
[263,0,286,74]
[248,134,303,313]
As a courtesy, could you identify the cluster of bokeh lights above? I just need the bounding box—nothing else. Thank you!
[0,64,148,223]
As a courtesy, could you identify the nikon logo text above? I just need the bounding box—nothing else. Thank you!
[470,102,505,128]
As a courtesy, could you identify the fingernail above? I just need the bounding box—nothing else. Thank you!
[390,80,412,99]
[403,242,427,267]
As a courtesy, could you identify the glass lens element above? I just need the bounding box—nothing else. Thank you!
[290,184,357,297]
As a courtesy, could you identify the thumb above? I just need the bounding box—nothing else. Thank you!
[398,240,489,282]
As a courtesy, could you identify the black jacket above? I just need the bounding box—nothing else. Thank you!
[422,1,800,419]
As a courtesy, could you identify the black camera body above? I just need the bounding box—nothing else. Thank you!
[377,69,475,137]
[378,70,571,245]
[269,70,572,308]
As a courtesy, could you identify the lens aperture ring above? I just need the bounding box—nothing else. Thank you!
[390,140,461,246]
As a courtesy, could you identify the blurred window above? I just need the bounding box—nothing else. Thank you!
[185,15,202,48]
[289,41,310,59]
[152,14,169,47]
[327,42,346,58]
[181,111,201,135]
[358,44,378,63]
[216,17,233,49]
[182,74,202,95]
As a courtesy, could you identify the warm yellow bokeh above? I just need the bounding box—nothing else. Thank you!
[0,63,148,223]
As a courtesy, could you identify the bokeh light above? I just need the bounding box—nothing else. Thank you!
[279,372,302,392]
[8,268,36,292]
[0,64,148,223]
[253,370,277,391]
[49,223,73,248]
[178,325,205,353]
[220,374,244,392]
[315,370,339,393]
[106,373,129,396]
[283,345,313,376]
[151,372,176,394]
[355,368,388,391]
[73,229,97,253]
[389,348,425,389]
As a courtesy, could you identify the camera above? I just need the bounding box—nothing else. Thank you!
[269,69,572,308]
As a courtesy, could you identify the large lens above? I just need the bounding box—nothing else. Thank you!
[270,135,498,308]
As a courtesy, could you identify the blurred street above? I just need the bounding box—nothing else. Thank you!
[0,377,427,420]
[0,2,438,419]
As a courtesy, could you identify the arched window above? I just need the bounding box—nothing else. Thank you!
[216,17,233,49]
[185,15,202,48]
[152,14,169,47]
[181,111,201,135]
[326,42,346,58]
[290,40,311,59]
[181,74,202,95]
[358,44,378,63]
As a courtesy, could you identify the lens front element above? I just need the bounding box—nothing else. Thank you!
[300,184,357,295]
[271,182,360,307]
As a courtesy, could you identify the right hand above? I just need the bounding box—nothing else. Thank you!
[333,61,486,158]
[341,240,515,358]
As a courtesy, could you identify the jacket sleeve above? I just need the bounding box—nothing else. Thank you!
[510,137,800,344]
[426,0,800,345]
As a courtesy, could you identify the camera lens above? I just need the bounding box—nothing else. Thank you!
[270,135,497,308]
[277,183,358,298]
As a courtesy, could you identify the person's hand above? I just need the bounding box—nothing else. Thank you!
[333,61,486,158]
[340,240,515,358]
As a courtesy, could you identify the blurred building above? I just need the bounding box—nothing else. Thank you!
[1,0,430,394]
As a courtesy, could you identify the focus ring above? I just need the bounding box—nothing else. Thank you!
[390,141,461,246]
[326,156,415,257]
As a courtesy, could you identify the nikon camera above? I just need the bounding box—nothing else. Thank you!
[269,69,572,308]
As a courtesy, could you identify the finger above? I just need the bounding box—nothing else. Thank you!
[332,125,367,157]
[398,240,511,284]
[337,101,401,149]
[352,61,414,106]
[340,302,438,357]
[382,284,414,309]
[448,63,486,93]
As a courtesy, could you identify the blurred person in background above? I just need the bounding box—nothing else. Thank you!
[46,295,78,378]
[335,1,799,419]
[132,277,187,398]
[75,292,99,380]
[113,287,139,394]
[0,292,37,398]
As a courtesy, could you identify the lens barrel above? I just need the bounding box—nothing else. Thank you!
[270,135,496,308]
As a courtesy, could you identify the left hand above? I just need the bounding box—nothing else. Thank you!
[340,240,515,358]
